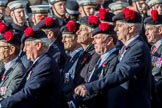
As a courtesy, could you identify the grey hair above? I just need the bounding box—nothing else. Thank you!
[87,26,94,33]
[33,38,50,49]
[126,23,142,33]
[144,24,162,28]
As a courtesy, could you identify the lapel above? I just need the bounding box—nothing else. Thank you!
[119,36,142,61]
[90,50,118,82]
[126,36,142,49]
[99,50,118,79]
[153,44,162,57]
[17,53,47,90]
[0,62,19,86]
[63,50,82,73]
[75,44,94,74]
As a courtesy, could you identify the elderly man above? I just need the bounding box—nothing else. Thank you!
[0,28,61,108]
[144,9,162,107]
[61,20,82,108]
[74,15,100,88]
[33,17,67,72]
[61,20,81,55]
[64,16,100,107]
[74,22,119,108]
[75,8,152,108]
[97,8,123,50]
[0,27,25,99]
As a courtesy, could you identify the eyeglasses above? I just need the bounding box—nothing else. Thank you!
[0,46,9,49]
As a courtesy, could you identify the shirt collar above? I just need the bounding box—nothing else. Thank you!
[70,47,83,57]
[32,52,47,64]
[4,57,18,71]
[154,39,162,48]
[125,35,139,47]
[100,48,116,65]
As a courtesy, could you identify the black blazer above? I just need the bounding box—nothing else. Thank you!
[0,53,61,108]
[85,36,152,108]
[77,50,119,108]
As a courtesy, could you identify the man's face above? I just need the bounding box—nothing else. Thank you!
[145,24,159,44]
[79,5,96,17]
[23,41,39,61]
[76,25,92,44]
[0,6,5,14]
[62,34,77,50]
[114,21,128,42]
[0,41,10,62]
[92,34,109,55]
[52,1,66,17]
[152,4,162,15]
[137,1,149,14]
[11,8,25,25]
[32,13,47,25]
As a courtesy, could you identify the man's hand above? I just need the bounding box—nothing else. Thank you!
[74,85,88,97]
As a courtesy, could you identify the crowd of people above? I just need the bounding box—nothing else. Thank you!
[0,0,161,108]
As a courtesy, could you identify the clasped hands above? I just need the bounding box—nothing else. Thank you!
[74,84,88,97]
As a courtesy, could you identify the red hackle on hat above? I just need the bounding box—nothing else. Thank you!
[123,8,135,21]
[99,23,109,31]
[24,27,34,37]
[44,17,54,27]
[99,8,108,20]
[151,10,159,22]
[0,23,7,34]
[4,31,14,42]
[66,20,76,32]
[88,16,99,25]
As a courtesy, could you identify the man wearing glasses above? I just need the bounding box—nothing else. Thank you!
[0,30,26,100]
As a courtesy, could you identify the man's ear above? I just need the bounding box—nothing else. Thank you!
[36,42,43,50]
[128,25,135,33]
[78,7,82,14]
[47,31,54,39]
[158,26,162,35]
[106,37,113,46]
[10,11,14,17]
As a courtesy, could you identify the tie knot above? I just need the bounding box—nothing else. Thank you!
[119,45,129,55]
[124,45,130,50]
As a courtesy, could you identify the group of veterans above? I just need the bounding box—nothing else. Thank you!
[0,0,161,108]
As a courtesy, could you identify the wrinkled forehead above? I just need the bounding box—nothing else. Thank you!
[0,40,8,46]
[115,20,126,27]
[93,33,104,38]
[62,34,75,38]
[79,24,91,30]
[115,20,125,24]
[24,40,34,45]
[144,24,162,29]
